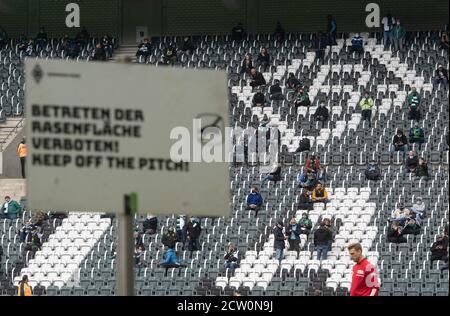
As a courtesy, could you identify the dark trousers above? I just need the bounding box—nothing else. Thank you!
[362,109,372,127]
[136,51,150,62]
[288,239,300,252]
[20,157,26,178]
[408,108,421,122]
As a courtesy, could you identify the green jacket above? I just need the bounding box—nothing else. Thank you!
[359,97,374,111]
[298,218,312,229]
[407,92,421,107]
[391,25,406,39]
[3,200,21,215]
[296,92,309,103]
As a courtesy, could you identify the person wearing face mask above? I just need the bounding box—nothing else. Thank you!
[390,19,406,52]
[359,91,374,128]
[350,33,364,54]
[269,79,283,100]
[298,212,313,237]
[405,151,419,174]
[434,64,449,86]
[246,186,263,217]
[294,86,311,107]
[285,217,301,253]
[407,87,422,122]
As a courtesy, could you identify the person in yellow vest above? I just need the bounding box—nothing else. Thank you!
[17,275,33,296]
[359,91,374,128]
[17,138,27,179]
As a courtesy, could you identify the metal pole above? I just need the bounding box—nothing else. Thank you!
[117,194,135,296]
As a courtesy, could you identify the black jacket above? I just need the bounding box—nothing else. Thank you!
[431,239,448,257]
[143,217,158,232]
[93,47,106,60]
[162,231,178,248]
[252,92,265,105]
[285,224,301,240]
[181,40,195,52]
[387,227,406,243]
[269,84,282,95]
[251,72,266,86]
[406,156,419,169]
[273,226,285,250]
[415,164,429,177]
[393,134,408,147]
[138,43,152,53]
[365,164,381,179]
[269,166,282,181]
[435,68,448,80]
[314,227,332,246]
[286,77,301,89]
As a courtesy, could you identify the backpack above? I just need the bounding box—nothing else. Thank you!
[296,138,311,152]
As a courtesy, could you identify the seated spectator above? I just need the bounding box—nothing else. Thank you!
[180,36,195,54]
[393,129,409,157]
[407,87,421,122]
[249,68,266,87]
[359,91,374,128]
[294,87,311,107]
[252,88,265,107]
[286,73,301,92]
[295,136,311,153]
[286,217,301,253]
[223,243,239,270]
[1,196,21,220]
[409,122,424,150]
[35,27,48,50]
[186,217,201,252]
[387,220,407,243]
[0,26,8,50]
[391,20,406,52]
[274,21,285,41]
[257,47,270,72]
[162,227,178,249]
[261,162,281,183]
[314,31,328,61]
[92,43,106,61]
[391,203,410,226]
[75,26,90,46]
[17,34,27,51]
[134,230,144,249]
[65,38,80,59]
[313,102,329,128]
[312,183,329,209]
[298,212,313,236]
[405,151,419,174]
[297,172,318,192]
[101,34,113,58]
[240,54,253,75]
[19,219,35,243]
[164,45,177,65]
[231,22,246,41]
[176,215,186,250]
[365,160,381,180]
[350,33,364,54]
[24,38,35,57]
[134,245,145,276]
[136,38,152,62]
[143,215,158,235]
[401,218,421,235]
[440,32,449,51]
[434,64,448,86]
[431,235,449,266]
[314,221,333,260]
[305,154,321,173]
[160,247,184,269]
[17,275,33,296]
[411,197,426,225]
[246,186,263,217]
[273,219,286,265]
[316,165,327,183]
[415,157,429,181]
[269,79,283,100]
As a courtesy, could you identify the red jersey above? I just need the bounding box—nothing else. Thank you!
[350,258,380,296]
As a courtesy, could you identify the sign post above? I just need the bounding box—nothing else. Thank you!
[25,59,231,296]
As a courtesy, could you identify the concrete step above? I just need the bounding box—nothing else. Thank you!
[0,179,26,201]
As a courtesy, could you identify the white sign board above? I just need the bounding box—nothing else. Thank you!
[25,59,230,216]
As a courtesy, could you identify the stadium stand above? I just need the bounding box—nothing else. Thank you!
[0,27,448,296]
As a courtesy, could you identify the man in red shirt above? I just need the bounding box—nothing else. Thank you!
[348,243,380,296]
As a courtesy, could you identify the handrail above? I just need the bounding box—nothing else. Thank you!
[0,117,25,151]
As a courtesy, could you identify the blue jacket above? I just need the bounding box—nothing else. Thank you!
[160,249,179,265]
[351,36,363,47]
[247,192,263,206]
[297,173,307,183]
